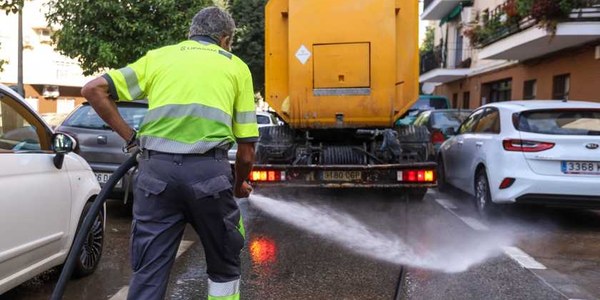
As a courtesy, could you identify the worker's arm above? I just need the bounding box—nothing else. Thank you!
[234,142,255,198]
[81,77,135,141]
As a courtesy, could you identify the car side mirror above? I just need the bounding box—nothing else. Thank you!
[52,133,77,169]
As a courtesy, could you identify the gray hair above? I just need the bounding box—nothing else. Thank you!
[188,6,236,41]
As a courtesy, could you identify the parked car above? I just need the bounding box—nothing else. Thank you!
[437,100,600,216]
[0,84,103,295]
[56,101,148,198]
[228,111,280,163]
[412,109,472,158]
[396,95,451,126]
[40,112,69,129]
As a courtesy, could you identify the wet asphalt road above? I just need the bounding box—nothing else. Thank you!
[2,187,599,300]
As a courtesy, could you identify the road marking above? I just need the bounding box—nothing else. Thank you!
[502,246,547,270]
[109,287,129,300]
[435,198,457,210]
[176,240,194,259]
[459,216,490,231]
[434,198,489,231]
[108,240,194,300]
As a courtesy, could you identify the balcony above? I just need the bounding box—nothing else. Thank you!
[419,46,472,83]
[422,0,464,20]
[472,0,600,60]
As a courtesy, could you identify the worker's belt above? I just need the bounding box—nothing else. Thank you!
[141,148,228,161]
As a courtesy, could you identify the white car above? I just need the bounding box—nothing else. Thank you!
[437,100,600,216]
[0,84,103,295]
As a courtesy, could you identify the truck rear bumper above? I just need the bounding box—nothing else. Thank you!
[249,163,437,188]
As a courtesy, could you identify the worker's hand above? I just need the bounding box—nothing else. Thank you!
[234,181,253,198]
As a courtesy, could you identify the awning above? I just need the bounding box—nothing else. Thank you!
[440,4,463,26]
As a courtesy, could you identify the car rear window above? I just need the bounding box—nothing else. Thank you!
[516,109,600,136]
[432,111,471,129]
[62,105,147,130]
[411,97,449,110]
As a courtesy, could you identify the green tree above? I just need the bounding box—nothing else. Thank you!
[420,26,435,53]
[231,0,266,93]
[1,0,22,13]
[46,0,212,75]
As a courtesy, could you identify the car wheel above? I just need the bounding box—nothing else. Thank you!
[73,202,104,278]
[437,156,449,192]
[474,169,496,218]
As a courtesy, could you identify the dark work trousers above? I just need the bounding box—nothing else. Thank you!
[127,150,245,300]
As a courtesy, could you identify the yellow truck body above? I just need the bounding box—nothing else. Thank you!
[252,0,436,192]
[265,0,420,129]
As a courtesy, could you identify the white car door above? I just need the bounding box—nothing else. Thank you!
[0,91,72,281]
[445,109,484,190]
[460,108,502,194]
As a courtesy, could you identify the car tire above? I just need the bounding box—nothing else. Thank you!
[437,156,450,192]
[72,201,104,278]
[474,169,497,218]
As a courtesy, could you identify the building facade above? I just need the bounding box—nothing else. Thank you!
[0,0,93,114]
[420,0,600,109]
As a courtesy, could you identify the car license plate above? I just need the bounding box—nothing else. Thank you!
[561,161,600,175]
[322,170,362,181]
[94,172,123,188]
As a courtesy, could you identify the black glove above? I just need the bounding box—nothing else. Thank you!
[122,129,139,153]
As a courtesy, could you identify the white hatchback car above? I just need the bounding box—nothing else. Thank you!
[438,100,600,216]
[0,84,102,295]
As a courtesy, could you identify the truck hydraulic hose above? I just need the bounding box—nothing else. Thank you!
[51,150,140,300]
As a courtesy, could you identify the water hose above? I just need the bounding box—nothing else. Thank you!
[50,151,140,300]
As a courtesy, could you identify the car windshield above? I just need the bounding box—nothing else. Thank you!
[410,97,448,111]
[517,109,600,136]
[62,104,147,130]
[431,111,471,129]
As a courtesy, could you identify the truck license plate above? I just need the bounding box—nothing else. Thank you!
[322,171,362,181]
[561,161,600,175]
[94,172,123,188]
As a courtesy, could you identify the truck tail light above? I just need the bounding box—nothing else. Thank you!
[397,169,436,182]
[503,139,554,152]
[250,170,286,182]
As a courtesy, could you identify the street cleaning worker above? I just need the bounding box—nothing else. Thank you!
[80,6,258,300]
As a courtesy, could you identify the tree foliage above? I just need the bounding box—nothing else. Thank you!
[420,26,435,53]
[1,0,22,14]
[230,0,266,93]
[46,0,212,75]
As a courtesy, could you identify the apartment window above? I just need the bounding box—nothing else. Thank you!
[553,74,570,100]
[483,78,512,103]
[523,79,537,100]
[462,92,470,109]
[452,93,458,108]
